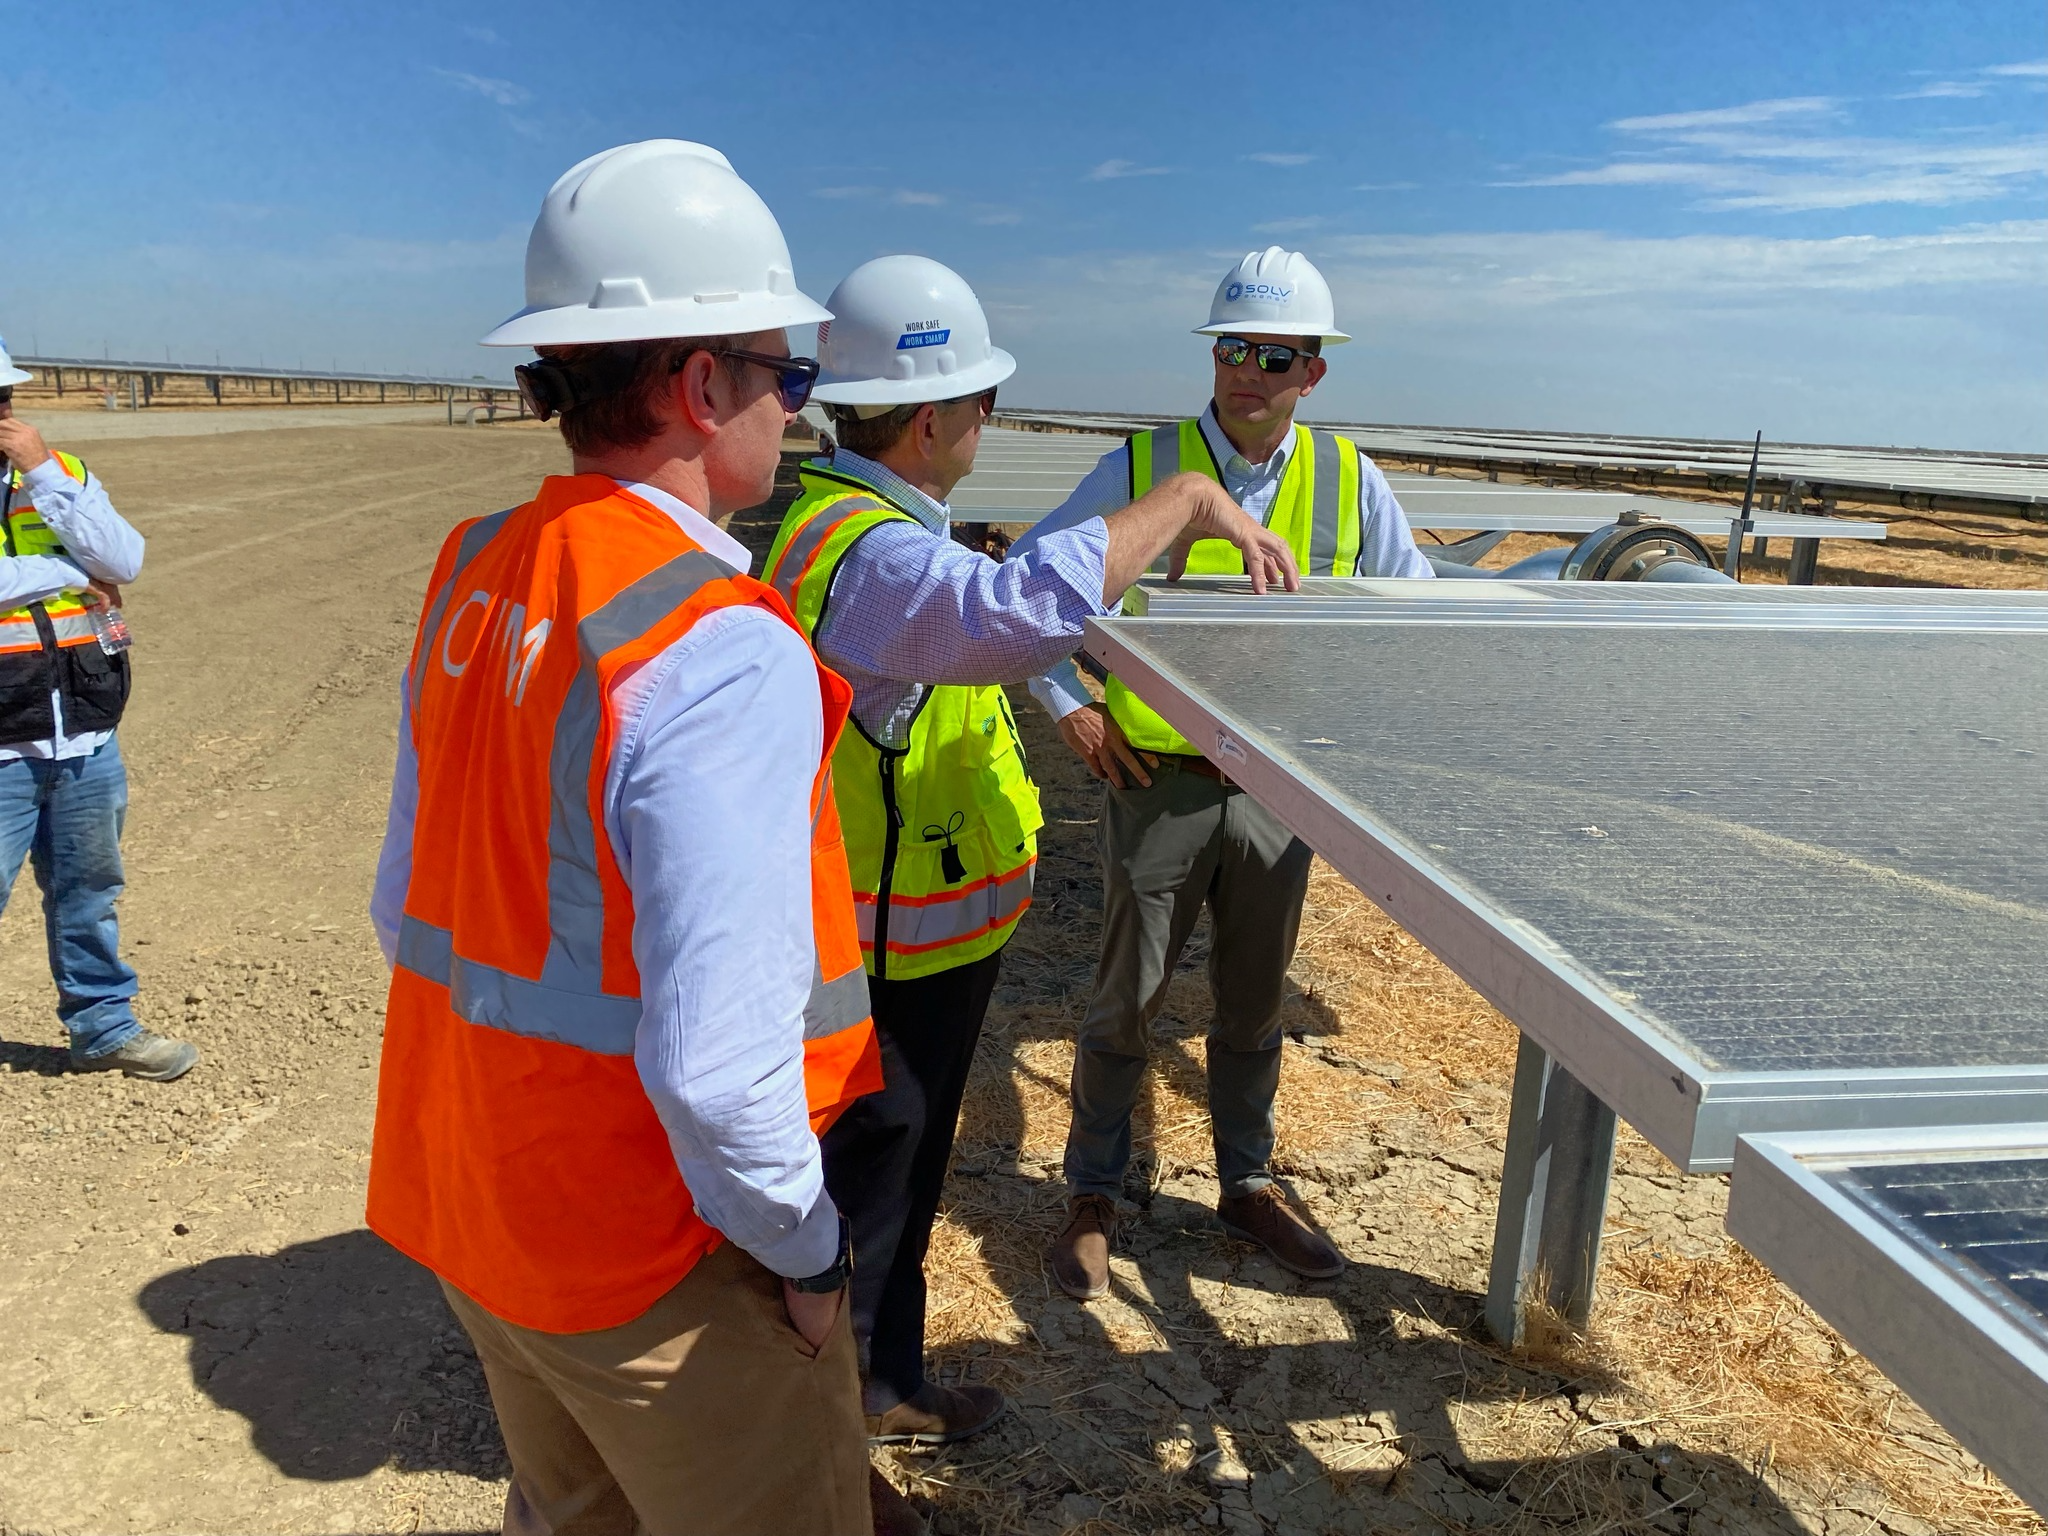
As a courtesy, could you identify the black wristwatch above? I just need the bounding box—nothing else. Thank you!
[788,1214,854,1294]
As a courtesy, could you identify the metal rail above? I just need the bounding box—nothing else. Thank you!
[12,354,517,410]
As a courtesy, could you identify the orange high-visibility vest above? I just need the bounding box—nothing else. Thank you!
[367,475,881,1334]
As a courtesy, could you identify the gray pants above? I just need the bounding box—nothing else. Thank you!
[1065,758,1314,1200]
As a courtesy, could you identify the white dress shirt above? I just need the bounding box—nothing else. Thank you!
[0,455,148,760]
[1012,404,1433,721]
[371,481,842,1279]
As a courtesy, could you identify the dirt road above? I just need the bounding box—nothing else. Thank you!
[0,419,2033,1536]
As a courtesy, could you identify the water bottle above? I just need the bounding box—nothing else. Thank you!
[89,603,133,655]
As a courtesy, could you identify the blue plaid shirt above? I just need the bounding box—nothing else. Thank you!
[808,448,1112,748]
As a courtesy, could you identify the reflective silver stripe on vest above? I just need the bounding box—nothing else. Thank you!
[769,496,888,611]
[1152,425,1183,479]
[1308,430,1344,576]
[856,862,1035,953]
[805,956,871,1040]
[398,913,641,1053]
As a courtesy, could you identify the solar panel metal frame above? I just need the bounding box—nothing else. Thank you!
[1728,1124,2048,1514]
[1083,579,2048,1172]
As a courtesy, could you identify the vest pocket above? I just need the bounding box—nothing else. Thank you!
[969,698,1045,851]
[58,644,130,733]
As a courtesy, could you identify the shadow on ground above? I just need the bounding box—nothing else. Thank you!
[0,1038,74,1077]
[137,1228,507,1483]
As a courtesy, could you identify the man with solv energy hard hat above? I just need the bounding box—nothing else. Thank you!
[368,141,884,1536]
[1018,247,1432,1301]
[765,254,1296,1451]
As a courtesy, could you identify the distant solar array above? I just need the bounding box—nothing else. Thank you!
[947,426,1888,552]
[999,409,2048,519]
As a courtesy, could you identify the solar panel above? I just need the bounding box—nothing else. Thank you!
[1729,1125,2048,1514]
[1085,581,2048,1169]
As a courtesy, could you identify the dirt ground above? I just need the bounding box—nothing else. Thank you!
[0,415,2039,1536]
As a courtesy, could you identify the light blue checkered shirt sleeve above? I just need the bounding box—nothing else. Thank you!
[806,449,1112,744]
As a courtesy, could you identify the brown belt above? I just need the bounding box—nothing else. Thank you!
[1161,753,1228,783]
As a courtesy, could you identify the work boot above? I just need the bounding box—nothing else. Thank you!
[1049,1192,1118,1301]
[1216,1184,1344,1279]
[867,1381,1006,1446]
[869,1466,928,1536]
[71,1029,200,1083]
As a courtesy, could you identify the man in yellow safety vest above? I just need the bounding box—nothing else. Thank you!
[766,254,1296,1454]
[1015,248,1433,1300]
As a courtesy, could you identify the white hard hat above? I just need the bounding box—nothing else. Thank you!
[481,139,831,348]
[0,336,33,388]
[811,255,1016,408]
[1193,246,1349,345]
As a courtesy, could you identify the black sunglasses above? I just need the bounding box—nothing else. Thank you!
[0,388,13,404]
[944,385,998,417]
[701,348,820,413]
[1213,336,1313,374]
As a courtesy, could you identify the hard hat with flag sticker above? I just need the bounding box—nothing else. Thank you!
[0,337,34,388]
[811,255,1015,410]
[481,140,831,349]
[1194,247,1349,345]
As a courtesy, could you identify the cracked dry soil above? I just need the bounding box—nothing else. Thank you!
[0,419,2037,1536]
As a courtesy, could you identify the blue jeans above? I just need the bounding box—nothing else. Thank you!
[0,737,142,1060]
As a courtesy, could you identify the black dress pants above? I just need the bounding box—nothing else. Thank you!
[821,947,1004,1411]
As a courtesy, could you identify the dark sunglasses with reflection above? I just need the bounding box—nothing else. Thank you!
[1211,336,1317,374]
[696,347,821,414]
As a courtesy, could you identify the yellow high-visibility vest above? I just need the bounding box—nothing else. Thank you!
[1104,418,1363,755]
[0,450,130,738]
[765,462,1043,981]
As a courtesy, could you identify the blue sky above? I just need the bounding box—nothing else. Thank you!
[5,0,2043,448]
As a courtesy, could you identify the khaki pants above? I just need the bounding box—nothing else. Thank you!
[442,1240,872,1536]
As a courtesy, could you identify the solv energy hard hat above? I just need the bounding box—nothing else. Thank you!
[0,337,34,388]
[481,140,831,349]
[812,255,1016,408]
[1194,247,1349,345]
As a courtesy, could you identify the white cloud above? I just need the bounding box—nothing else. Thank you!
[1609,96,1837,132]
[1087,158,1174,181]
[461,25,504,46]
[1251,216,1328,234]
[1894,80,1990,100]
[890,189,946,206]
[1986,60,2048,79]
[1244,152,1314,166]
[973,207,1025,226]
[430,67,529,107]
[1503,90,2047,211]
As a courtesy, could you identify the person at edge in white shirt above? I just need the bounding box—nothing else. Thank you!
[1005,246,1432,1304]
[0,362,198,1081]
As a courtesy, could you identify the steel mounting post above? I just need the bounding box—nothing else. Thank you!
[1485,1033,1619,1346]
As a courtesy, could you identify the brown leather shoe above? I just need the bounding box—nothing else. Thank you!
[869,1466,928,1536]
[1216,1184,1344,1279]
[867,1381,1006,1446]
[1049,1193,1118,1301]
